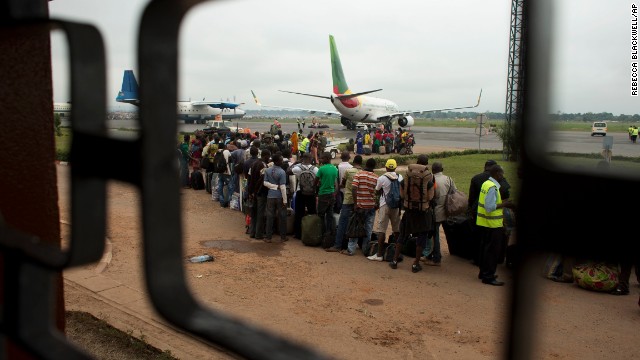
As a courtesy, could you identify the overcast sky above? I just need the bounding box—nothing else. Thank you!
[49,0,638,116]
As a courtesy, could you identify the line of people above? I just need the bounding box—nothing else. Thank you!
[182,129,640,303]
[354,127,415,155]
[179,127,521,284]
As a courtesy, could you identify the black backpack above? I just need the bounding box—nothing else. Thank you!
[213,150,227,174]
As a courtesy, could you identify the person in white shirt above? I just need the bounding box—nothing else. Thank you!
[289,153,318,239]
[337,151,353,194]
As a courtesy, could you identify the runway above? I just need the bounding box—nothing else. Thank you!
[61,119,637,157]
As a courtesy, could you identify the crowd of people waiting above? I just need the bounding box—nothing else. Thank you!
[176,123,640,299]
[354,126,415,155]
[175,123,520,284]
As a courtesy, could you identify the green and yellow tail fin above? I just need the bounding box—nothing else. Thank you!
[330,35,351,95]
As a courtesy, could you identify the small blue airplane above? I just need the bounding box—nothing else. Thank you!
[116,70,245,124]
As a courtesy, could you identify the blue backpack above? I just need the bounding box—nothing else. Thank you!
[385,174,401,209]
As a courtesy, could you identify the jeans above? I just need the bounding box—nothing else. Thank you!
[422,222,442,262]
[230,171,239,195]
[333,204,353,249]
[347,208,376,254]
[265,197,287,239]
[217,174,231,205]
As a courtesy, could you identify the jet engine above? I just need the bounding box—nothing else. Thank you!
[397,115,415,128]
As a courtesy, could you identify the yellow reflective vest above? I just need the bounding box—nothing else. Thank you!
[299,137,309,152]
[476,179,503,228]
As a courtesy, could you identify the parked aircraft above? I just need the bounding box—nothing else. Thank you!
[116,70,245,124]
[252,35,481,130]
[53,102,71,118]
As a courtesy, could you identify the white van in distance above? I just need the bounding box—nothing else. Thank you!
[591,122,607,136]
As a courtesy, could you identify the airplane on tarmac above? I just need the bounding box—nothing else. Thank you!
[116,69,246,124]
[53,102,72,118]
[252,35,481,130]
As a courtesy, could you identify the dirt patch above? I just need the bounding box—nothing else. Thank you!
[66,311,177,360]
[58,153,640,360]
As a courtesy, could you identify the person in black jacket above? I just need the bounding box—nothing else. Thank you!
[248,149,271,240]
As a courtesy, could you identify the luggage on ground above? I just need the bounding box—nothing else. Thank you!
[401,236,417,258]
[442,215,476,260]
[301,214,323,246]
[190,170,205,190]
[573,262,619,292]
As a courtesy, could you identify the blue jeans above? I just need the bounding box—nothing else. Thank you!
[265,197,287,239]
[422,222,442,262]
[347,208,376,255]
[230,171,239,195]
[217,174,231,204]
[333,204,353,249]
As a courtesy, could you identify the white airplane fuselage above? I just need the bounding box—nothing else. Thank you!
[53,103,72,117]
[331,95,400,123]
[177,101,245,123]
[253,35,479,130]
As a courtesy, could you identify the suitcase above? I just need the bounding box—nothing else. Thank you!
[301,214,322,246]
[442,215,477,261]
[190,170,205,190]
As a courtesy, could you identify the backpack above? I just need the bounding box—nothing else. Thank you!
[403,164,434,211]
[298,164,316,195]
[213,150,227,174]
[320,135,327,149]
[384,174,402,209]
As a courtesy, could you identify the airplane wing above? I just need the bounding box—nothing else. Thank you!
[382,89,483,120]
[251,90,341,116]
[190,101,244,109]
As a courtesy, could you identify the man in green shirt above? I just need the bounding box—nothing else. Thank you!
[315,152,339,247]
